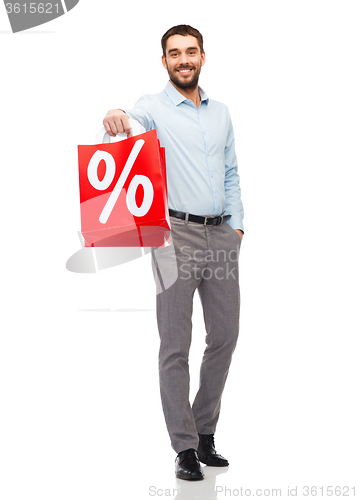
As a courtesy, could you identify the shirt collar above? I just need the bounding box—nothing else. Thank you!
[164,80,209,106]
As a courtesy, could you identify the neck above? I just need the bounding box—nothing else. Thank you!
[170,80,201,109]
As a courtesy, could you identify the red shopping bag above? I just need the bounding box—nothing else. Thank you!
[78,127,171,247]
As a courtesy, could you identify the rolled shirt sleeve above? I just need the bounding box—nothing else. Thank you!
[122,96,156,132]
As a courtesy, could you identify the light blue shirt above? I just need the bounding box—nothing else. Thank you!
[124,81,244,231]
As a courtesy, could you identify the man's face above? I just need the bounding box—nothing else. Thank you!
[162,35,205,91]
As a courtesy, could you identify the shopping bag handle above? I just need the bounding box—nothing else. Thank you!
[95,118,146,144]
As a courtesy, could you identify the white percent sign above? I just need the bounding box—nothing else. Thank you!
[87,139,154,224]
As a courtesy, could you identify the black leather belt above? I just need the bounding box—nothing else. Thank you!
[169,209,231,226]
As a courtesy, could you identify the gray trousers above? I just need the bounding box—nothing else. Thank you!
[151,216,241,453]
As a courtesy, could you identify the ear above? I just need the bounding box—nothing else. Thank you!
[162,55,168,70]
[201,50,206,67]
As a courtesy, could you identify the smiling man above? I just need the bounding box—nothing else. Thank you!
[163,36,204,94]
[103,25,244,481]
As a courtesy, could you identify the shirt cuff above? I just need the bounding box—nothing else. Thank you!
[226,214,244,233]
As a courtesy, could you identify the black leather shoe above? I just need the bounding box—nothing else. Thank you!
[197,434,229,466]
[175,448,205,480]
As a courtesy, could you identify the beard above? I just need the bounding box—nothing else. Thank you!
[167,64,202,91]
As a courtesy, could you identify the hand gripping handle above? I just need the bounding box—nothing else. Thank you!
[95,118,146,144]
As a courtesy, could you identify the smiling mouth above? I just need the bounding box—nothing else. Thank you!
[177,68,193,75]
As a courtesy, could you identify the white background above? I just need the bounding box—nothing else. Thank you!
[1,1,358,499]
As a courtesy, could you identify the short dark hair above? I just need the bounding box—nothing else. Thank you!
[161,25,204,57]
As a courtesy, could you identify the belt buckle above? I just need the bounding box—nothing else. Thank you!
[204,216,214,226]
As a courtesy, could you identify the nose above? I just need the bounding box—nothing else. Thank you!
[178,52,190,65]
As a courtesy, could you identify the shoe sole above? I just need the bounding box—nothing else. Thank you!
[176,473,204,481]
[198,460,229,467]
